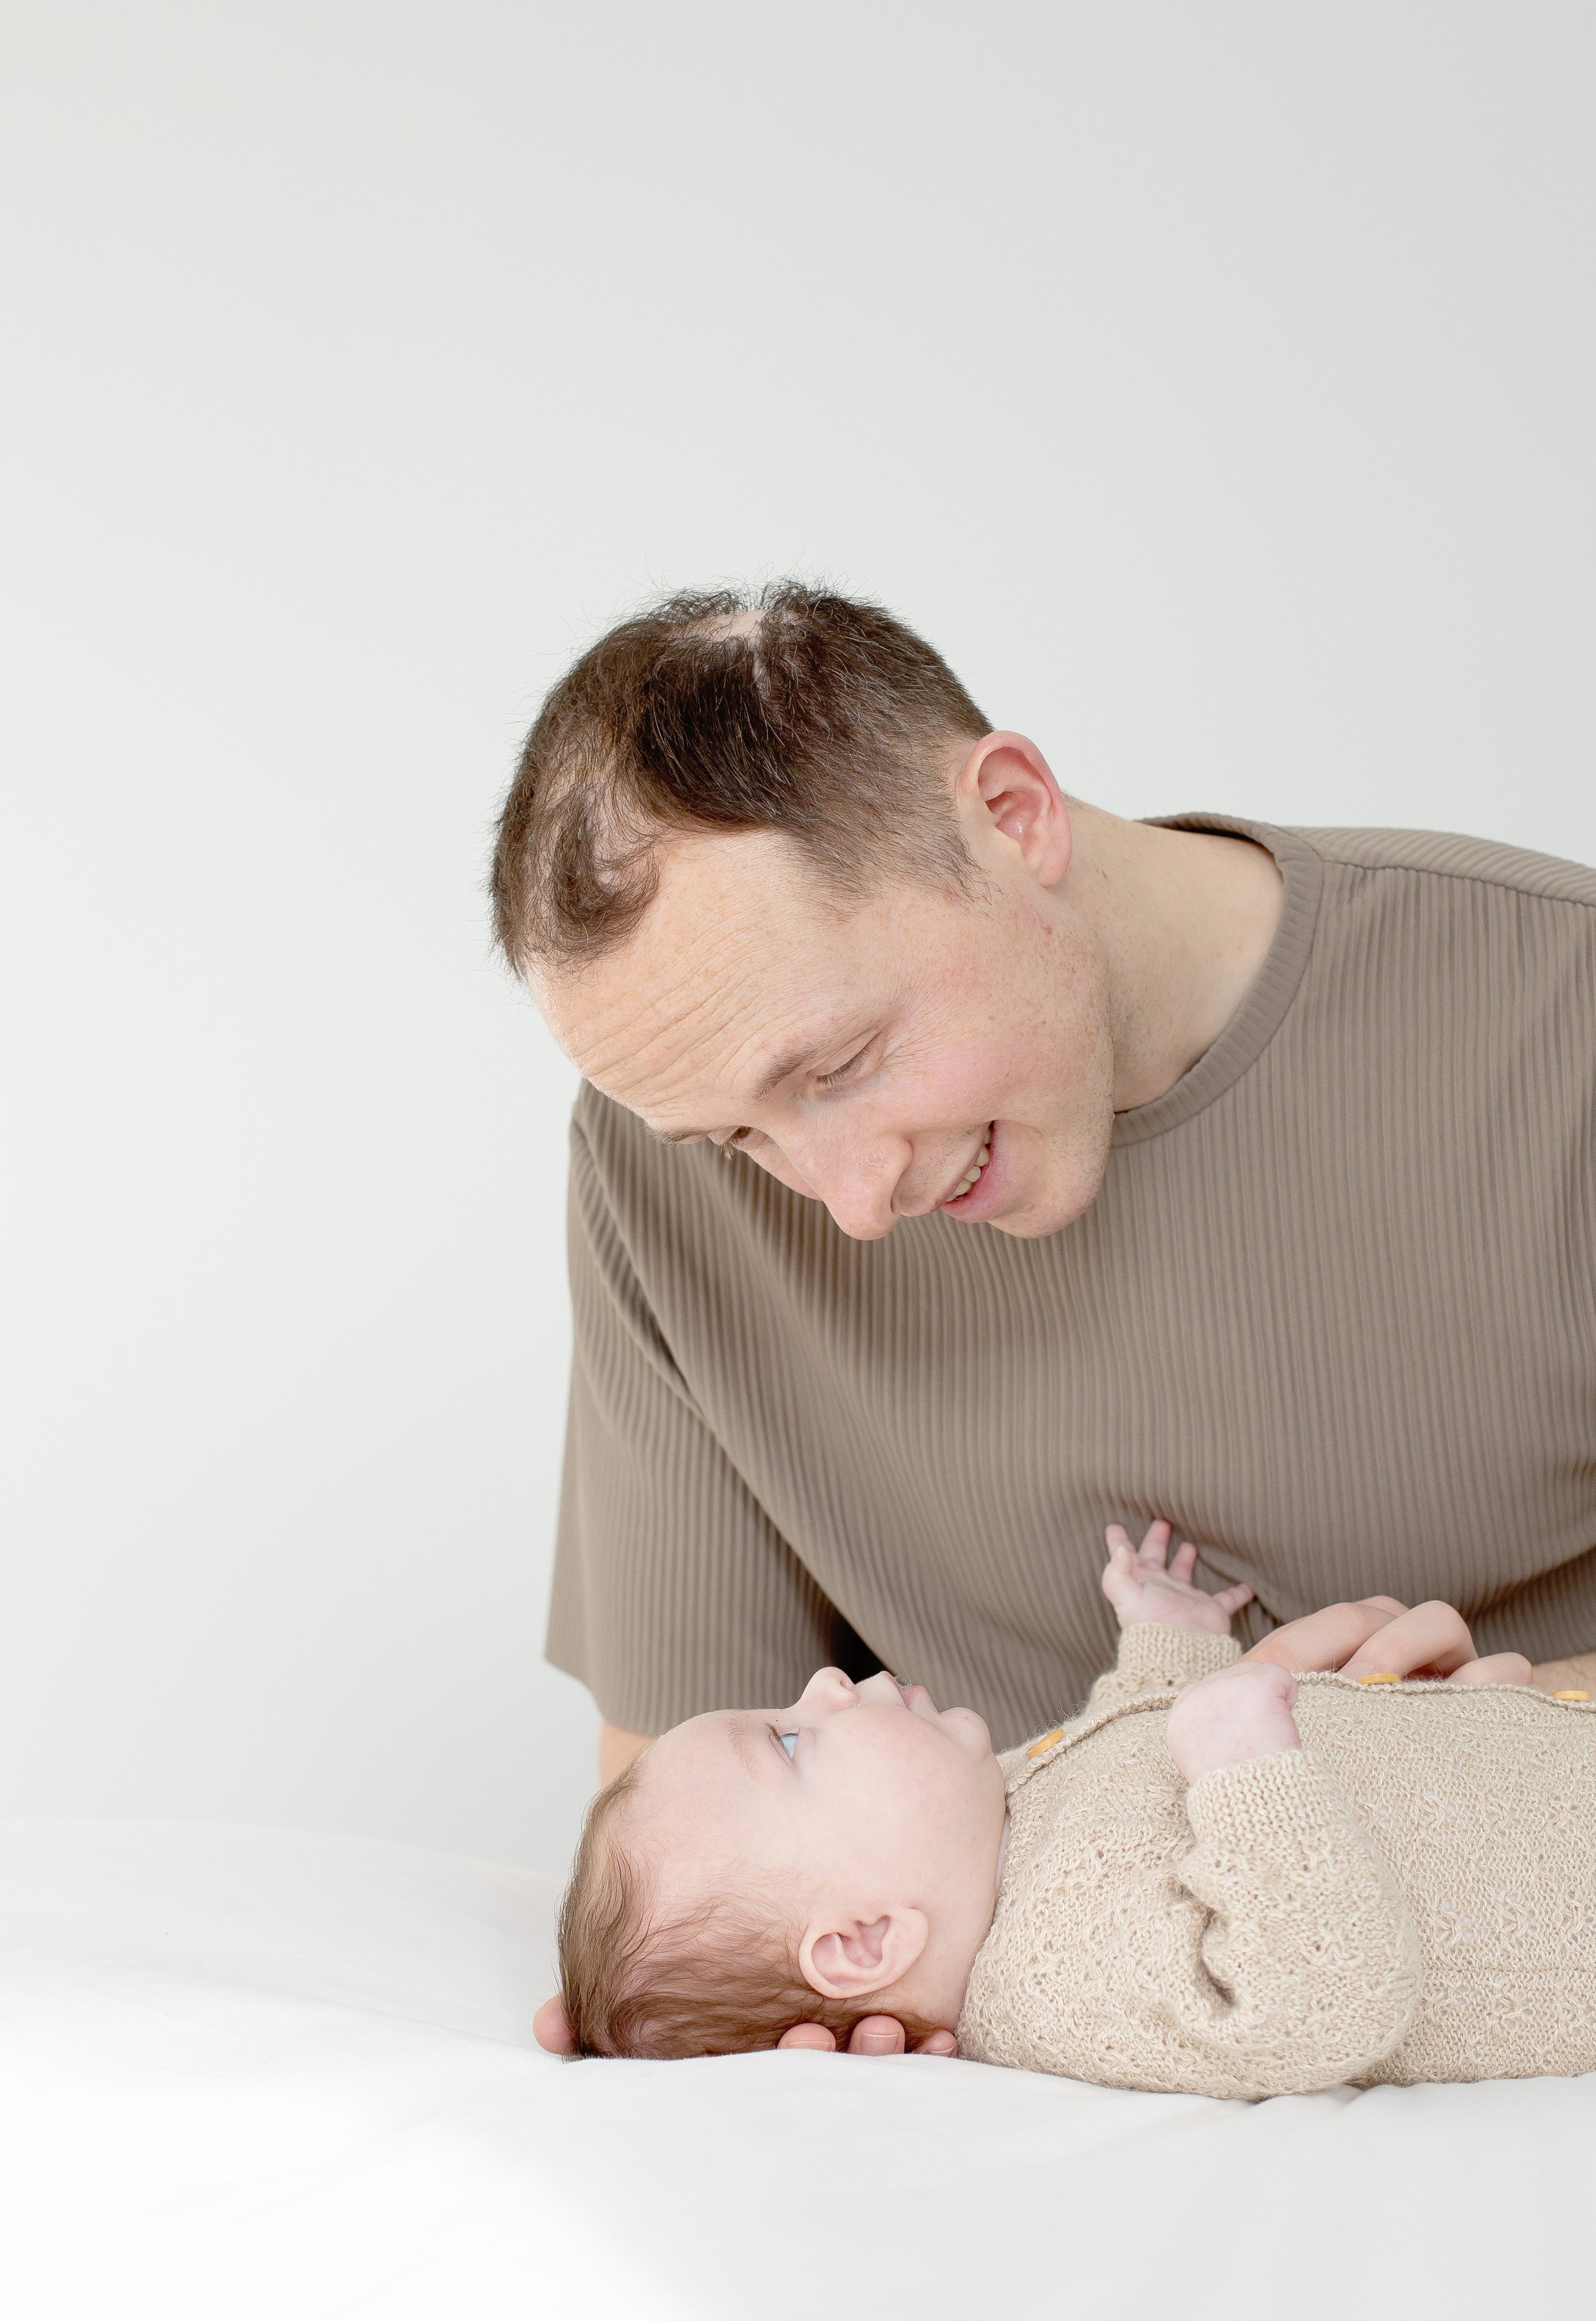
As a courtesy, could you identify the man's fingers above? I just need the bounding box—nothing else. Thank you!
[534,1995,578,2054]
[777,2021,838,2052]
[1341,1600,1477,1680]
[776,2017,953,2057]
[1244,1601,1401,1672]
[1449,1652,1533,1688]
[847,2015,907,2055]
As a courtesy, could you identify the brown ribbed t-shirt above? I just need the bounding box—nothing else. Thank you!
[548,818,1596,1745]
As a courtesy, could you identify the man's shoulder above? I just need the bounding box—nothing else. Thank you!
[1290,823,1596,915]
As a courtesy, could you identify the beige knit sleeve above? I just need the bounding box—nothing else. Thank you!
[1081,1621,1241,1713]
[961,1739,1425,2095]
[1161,1748,1422,2095]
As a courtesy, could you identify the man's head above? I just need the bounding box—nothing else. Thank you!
[492,583,1118,1238]
[558,1666,1007,2058]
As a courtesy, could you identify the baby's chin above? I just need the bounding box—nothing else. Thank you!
[935,1701,997,1761]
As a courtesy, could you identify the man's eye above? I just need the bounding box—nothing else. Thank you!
[778,1732,799,1758]
[816,1044,873,1091]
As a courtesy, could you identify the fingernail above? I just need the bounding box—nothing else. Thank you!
[857,2032,897,2053]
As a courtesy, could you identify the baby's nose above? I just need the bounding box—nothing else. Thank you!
[797,1666,858,1711]
[854,1671,910,1708]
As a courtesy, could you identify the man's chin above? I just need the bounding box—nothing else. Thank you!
[984,1203,1090,1240]
[982,1151,1111,1239]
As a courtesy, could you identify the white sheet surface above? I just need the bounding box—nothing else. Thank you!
[3,1821,1591,2320]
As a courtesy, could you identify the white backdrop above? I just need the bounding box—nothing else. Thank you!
[2,3,1592,1877]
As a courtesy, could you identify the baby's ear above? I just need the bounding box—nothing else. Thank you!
[799,1909,929,2001]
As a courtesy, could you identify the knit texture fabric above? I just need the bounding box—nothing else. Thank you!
[956,1623,1596,2097]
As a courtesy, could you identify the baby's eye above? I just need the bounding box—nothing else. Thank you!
[778,1732,799,1758]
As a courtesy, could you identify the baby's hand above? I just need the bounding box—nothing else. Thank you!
[1166,1658,1302,1783]
[1101,1521,1254,1635]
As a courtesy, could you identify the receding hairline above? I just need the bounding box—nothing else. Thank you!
[490,580,990,979]
[511,736,978,986]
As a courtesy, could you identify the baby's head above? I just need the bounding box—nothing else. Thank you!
[559,1666,1007,2057]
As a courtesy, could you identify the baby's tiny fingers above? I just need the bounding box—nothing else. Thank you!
[1170,1541,1200,1582]
[1213,1584,1255,1614]
[1138,1519,1172,1567]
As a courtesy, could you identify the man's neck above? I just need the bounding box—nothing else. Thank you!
[1065,803,1285,1113]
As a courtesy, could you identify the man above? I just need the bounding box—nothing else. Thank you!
[493,583,1596,2053]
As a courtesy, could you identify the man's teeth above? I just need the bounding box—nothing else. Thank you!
[953,1135,992,1198]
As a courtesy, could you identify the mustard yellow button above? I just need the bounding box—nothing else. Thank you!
[1357,1671,1401,1685]
[1027,1727,1065,1757]
[1553,1688,1591,1702]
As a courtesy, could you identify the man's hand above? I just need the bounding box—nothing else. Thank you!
[1166,1658,1302,1782]
[531,1994,958,2058]
[774,2016,959,2057]
[599,1722,653,1786]
[534,1995,578,2054]
[1101,1520,1254,1633]
[1244,1598,1532,1687]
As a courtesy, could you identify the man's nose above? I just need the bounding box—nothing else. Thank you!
[787,1131,905,1242]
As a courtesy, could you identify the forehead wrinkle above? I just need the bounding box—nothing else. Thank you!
[596,968,827,1129]
[573,958,746,1097]
[545,834,891,1120]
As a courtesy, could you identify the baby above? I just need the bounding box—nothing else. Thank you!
[558,1523,1596,2097]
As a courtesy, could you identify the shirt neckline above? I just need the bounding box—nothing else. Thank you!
[1109,813,1325,1149]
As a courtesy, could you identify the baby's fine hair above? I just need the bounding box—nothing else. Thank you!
[557,1757,941,2059]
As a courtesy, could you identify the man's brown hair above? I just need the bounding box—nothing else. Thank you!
[490,582,990,973]
[557,1761,944,2059]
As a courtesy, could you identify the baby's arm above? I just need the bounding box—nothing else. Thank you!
[1067,1521,1255,1716]
[994,1646,1423,2098]
[1159,1701,1422,2095]
[1058,1657,1420,2098]
[1089,1536,1420,2094]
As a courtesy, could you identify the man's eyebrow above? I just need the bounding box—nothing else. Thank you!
[644,1040,829,1145]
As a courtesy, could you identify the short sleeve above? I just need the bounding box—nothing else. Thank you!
[546,1111,850,1732]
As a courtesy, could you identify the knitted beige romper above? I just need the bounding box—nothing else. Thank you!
[956,1624,1596,2098]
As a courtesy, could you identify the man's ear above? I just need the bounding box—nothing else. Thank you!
[955,730,1073,887]
[798,1909,930,2001]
